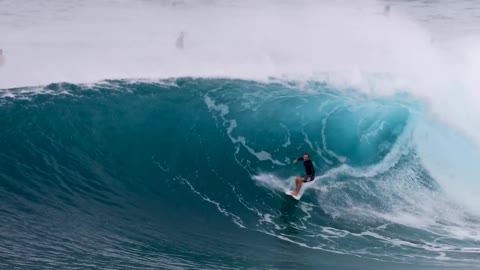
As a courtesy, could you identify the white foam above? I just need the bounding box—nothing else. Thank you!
[303,131,332,165]
[204,95,286,165]
[360,120,386,143]
[280,124,291,148]
[0,1,466,94]
[320,105,347,163]
[253,173,319,200]
[414,116,480,215]
[252,173,290,193]
[178,176,246,228]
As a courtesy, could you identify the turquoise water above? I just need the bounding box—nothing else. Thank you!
[3,0,480,269]
[1,79,479,269]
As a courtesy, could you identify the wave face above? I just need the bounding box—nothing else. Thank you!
[1,79,479,269]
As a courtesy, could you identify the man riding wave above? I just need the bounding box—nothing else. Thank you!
[290,153,315,196]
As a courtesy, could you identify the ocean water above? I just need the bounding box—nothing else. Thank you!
[1,1,480,269]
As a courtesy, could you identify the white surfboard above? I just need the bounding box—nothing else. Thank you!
[285,190,301,200]
[285,180,315,200]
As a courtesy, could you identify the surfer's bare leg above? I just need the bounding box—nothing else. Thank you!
[291,177,304,196]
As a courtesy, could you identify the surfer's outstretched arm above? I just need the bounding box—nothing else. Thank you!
[293,157,303,163]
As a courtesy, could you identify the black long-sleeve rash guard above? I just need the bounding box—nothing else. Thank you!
[296,157,315,176]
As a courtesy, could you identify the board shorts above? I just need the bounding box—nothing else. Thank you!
[302,174,315,183]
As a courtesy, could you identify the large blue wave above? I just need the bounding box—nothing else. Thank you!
[0,78,479,269]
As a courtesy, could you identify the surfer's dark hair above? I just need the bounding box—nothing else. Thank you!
[304,153,310,158]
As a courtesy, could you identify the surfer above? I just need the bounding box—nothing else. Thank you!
[290,153,315,196]
[176,31,185,50]
[0,49,4,66]
[384,5,391,16]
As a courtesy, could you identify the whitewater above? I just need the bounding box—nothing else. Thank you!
[1,0,480,269]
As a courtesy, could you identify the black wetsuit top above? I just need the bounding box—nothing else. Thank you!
[297,157,315,177]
